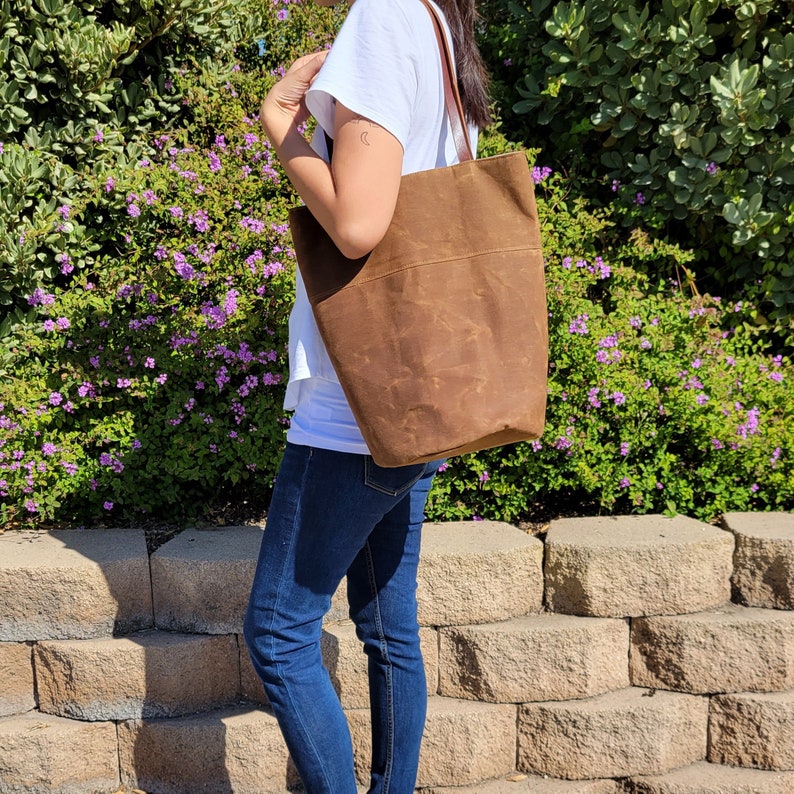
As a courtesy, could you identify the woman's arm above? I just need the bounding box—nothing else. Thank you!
[261,51,403,260]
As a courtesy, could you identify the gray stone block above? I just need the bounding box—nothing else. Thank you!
[0,529,152,640]
[151,526,263,634]
[725,512,794,609]
[439,613,629,702]
[118,706,298,793]
[631,604,794,694]
[545,515,734,617]
[518,687,708,779]
[709,690,794,771]
[36,631,240,720]
[418,522,544,626]
[0,711,119,793]
[625,760,794,792]
[0,642,35,717]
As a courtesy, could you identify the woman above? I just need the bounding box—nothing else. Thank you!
[243,0,490,791]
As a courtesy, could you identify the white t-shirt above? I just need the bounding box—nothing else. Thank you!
[285,0,478,454]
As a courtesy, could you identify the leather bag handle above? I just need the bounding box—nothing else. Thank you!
[419,0,475,163]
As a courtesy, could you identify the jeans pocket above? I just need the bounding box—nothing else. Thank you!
[363,458,428,497]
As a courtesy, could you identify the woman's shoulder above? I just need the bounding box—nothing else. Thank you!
[346,0,435,33]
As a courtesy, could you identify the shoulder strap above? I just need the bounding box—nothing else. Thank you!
[418,0,475,163]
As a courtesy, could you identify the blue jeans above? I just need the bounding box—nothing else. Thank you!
[243,443,441,794]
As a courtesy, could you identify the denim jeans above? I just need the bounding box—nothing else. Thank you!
[243,443,442,794]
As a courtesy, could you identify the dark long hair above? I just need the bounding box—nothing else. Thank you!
[434,0,491,128]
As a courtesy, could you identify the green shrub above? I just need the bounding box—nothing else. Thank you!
[1,0,790,528]
[426,169,793,523]
[0,0,342,525]
[0,0,343,358]
[479,0,794,330]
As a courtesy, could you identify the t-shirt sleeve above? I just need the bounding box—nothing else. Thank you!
[305,0,419,151]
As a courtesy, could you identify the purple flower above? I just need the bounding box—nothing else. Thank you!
[105,177,115,192]
[598,334,620,349]
[93,129,104,143]
[208,152,222,172]
[612,392,626,406]
[531,166,552,185]
[588,387,601,408]
[58,205,71,220]
[568,313,589,335]
[629,316,642,329]
[706,162,718,175]
[479,471,490,483]
[28,288,55,306]
[173,252,195,280]
[619,477,631,488]
[530,440,542,452]
[103,501,114,510]
[48,392,63,406]
[24,500,38,513]
[635,192,645,205]
[127,203,141,217]
[169,206,184,219]
[41,442,57,456]
[620,442,629,456]
[737,406,760,439]
[188,209,210,232]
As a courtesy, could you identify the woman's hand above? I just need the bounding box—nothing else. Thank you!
[260,50,330,145]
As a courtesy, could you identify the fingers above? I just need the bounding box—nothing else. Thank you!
[287,49,329,78]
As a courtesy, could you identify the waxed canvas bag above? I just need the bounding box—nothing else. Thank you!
[287,0,548,467]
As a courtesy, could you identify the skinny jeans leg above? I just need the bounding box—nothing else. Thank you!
[243,443,439,794]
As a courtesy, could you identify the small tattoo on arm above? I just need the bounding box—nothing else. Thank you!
[351,115,378,146]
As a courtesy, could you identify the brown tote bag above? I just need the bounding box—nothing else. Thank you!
[288,0,548,467]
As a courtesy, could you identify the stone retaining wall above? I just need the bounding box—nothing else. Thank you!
[1,512,793,793]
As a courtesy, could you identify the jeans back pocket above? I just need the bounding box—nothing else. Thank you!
[363,458,428,497]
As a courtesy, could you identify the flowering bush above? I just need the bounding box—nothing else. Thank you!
[0,1,341,525]
[427,172,793,523]
[1,0,791,527]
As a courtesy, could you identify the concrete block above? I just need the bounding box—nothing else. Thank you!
[725,512,794,609]
[545,515,733,617]
[0,529,153,640]
[709,690,794,771]
[625,760,794,792]
[35,631,240,720]
[439,613,628,702]
[118,706,298,794]
[0,642,35,716]
[631,604,794,693]
[417,522,543,626]
[419,775,618,792]
[518,687,708,779]
[0,711,119,793]
[151,526,263,634]
[348,696,516,789]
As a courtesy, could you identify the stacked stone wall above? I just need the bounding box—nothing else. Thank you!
[1,512,793,793]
